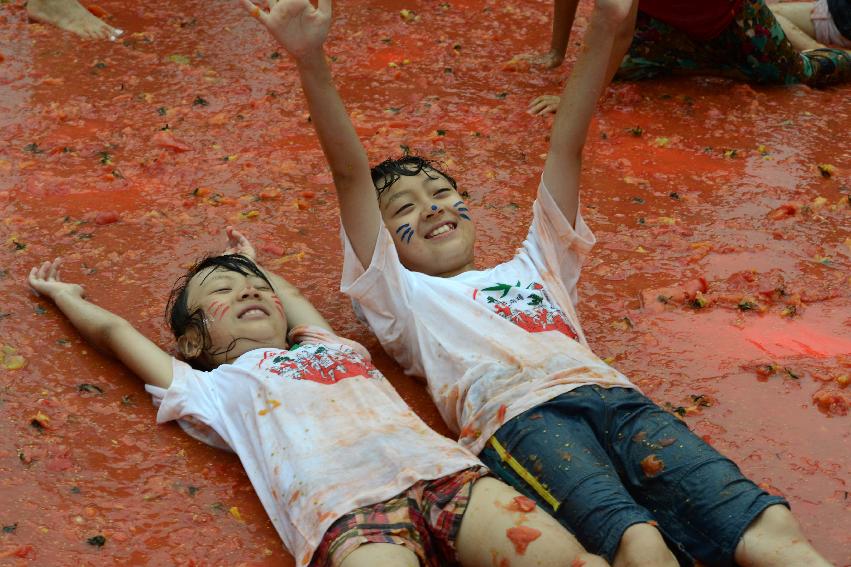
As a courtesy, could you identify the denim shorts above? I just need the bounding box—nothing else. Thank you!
[479,386,787,566]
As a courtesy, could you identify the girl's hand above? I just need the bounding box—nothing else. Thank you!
[28,258,85,301]
[223,225,257,259]
[240,0,331,59]
[528,94,561,115]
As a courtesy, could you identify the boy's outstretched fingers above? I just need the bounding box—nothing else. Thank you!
[528,94,561,115]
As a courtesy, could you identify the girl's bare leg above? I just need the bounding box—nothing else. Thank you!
[456,477,609,567]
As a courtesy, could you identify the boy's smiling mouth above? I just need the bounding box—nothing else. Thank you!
[238,305,270,319]
[425,222,457,239]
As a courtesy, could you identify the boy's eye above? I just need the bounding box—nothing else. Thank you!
[434,188,451,197]
[214,288,232,293]
[394,203,413,215]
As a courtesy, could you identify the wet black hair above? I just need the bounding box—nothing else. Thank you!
[166,254,274,370]
[370,155,457,199]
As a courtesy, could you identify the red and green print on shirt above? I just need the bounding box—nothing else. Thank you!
[472,281,579,340]
[257,344,382,385]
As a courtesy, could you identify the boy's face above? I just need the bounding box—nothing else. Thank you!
[185,267,288,364]
[378,170,476,276]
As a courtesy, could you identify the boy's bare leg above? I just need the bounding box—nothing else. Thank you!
[340,542,419,567]
[612,524,677,567]
[734,505,831,567]
[456,477,608,567]
[27,0,122,40]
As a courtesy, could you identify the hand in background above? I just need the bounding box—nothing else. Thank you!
[239,0,332,59]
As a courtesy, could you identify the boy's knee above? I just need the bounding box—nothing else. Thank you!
[742,504,799,538]
[612,523,678,567]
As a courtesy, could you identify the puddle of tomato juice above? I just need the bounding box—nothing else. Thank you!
[0,0,848,564]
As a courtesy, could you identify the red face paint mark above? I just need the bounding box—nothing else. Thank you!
[209,301,227,320]
[506,496,536,513]
[505,526,541,555]
[571,559,586,567]
[273,297,285,318]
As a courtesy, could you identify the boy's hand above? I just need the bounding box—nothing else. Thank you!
[528,94,561,115]
[239,0,331,59]
[224,226,257,259]
[28,258,85,301]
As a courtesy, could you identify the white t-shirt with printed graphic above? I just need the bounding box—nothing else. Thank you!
[341,178,636,455]
[145,328,480,567]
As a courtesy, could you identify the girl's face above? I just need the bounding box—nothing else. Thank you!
[378,170,476,277]
[185,267,288,365]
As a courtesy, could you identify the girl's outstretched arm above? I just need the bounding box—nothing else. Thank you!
[239,0,382,270]
[28,258,174,388]
[223,227,332,332]
[542,0,634,227]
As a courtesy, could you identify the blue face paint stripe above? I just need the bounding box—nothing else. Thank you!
[453,201,463,207]
[406,230,413,243]
[460,214,471,220]
[457,207,469,212]
[396,223,410,234]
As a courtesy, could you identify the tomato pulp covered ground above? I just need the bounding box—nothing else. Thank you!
[0,0,848,564]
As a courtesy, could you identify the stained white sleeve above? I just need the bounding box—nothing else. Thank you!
[145,359,232,451]
[520,176,596,306]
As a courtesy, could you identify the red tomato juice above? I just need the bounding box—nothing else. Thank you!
[0,0,848,564]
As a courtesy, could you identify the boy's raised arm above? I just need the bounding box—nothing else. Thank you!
[28,259,174,389]
[542,0,634,227]
[241,0,382,269]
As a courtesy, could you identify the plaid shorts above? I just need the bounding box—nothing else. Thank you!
[310,467,488,567]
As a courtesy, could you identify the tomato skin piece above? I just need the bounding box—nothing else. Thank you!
[640,454,665,477]
[95,211,119,225]
[85,4,109,17]
[768,203,798,220]
[260,243,285,257]
[506,525,541,555]
[151,131,192,152]
[506,495,536,513]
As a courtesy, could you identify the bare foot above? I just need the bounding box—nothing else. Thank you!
[27,0,123,40]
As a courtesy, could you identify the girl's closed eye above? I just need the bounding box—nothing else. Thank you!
[434,188,451,197]
[394,203,413,215]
